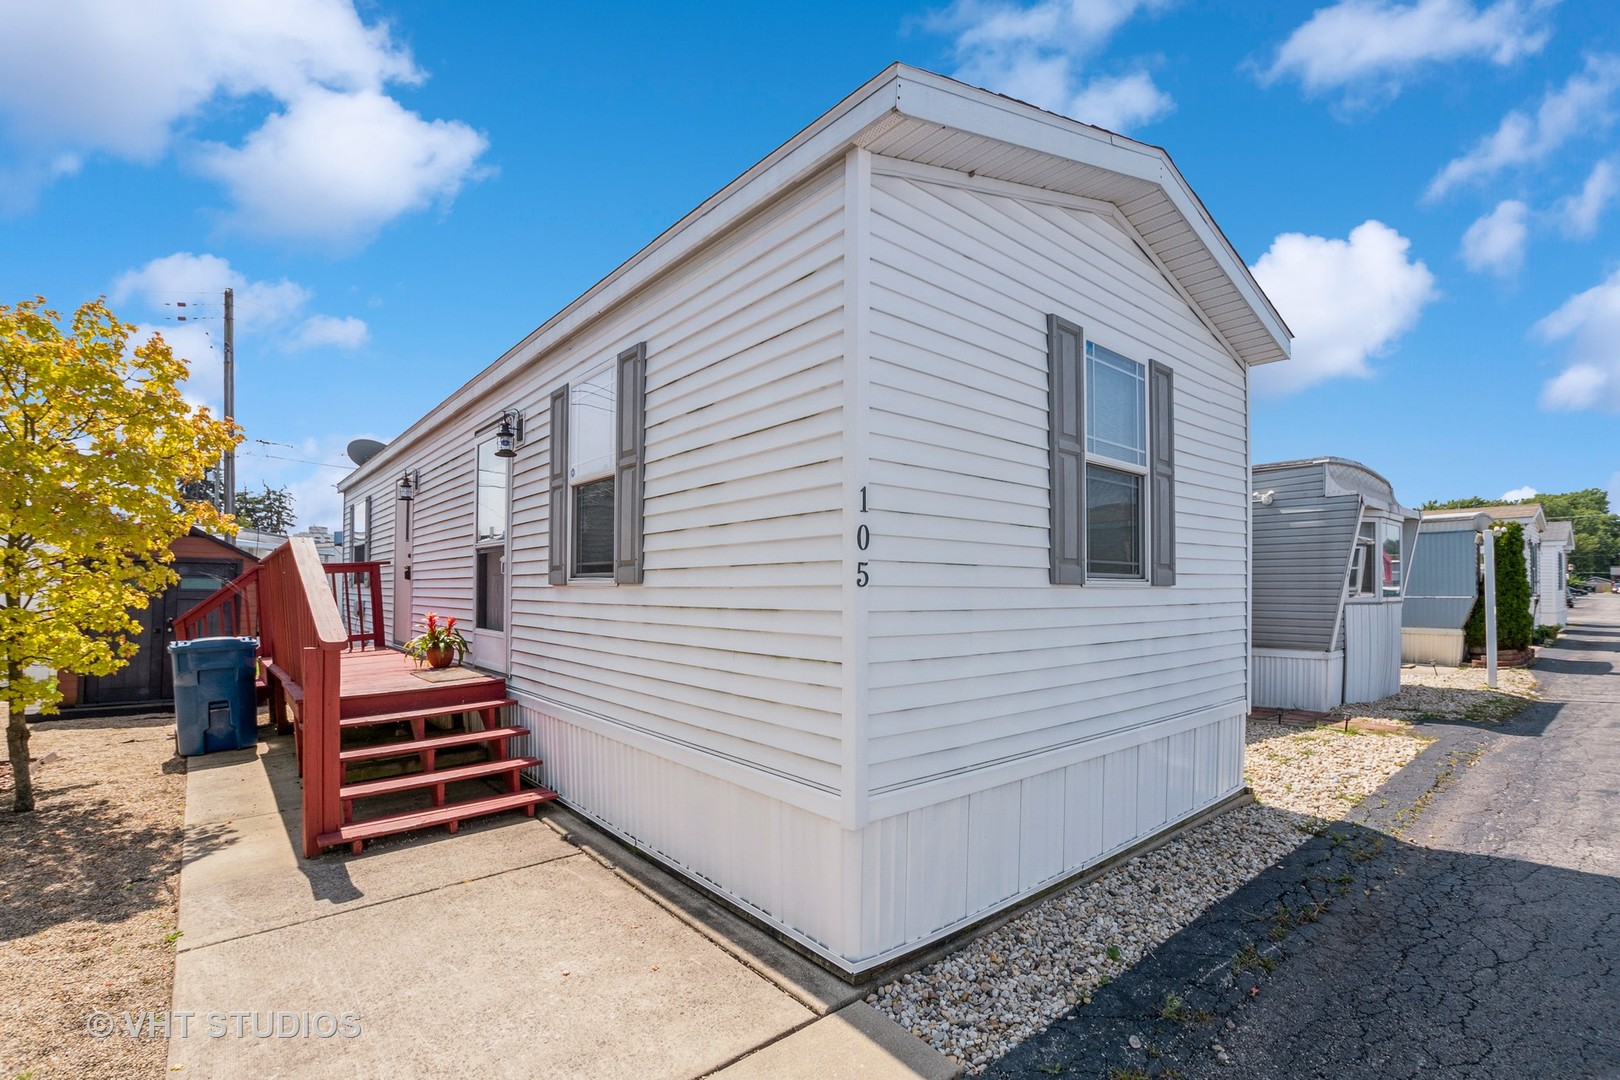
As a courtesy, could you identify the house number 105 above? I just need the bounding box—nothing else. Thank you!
[856,486,871,587]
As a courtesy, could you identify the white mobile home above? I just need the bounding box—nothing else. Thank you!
[338,65,1291,976]
[1250,459,1420,712]
[1540,519,1573,628]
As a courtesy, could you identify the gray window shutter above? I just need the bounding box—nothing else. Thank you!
[614,342,647,585]
[1048,315,1085,585]
[548,384,569,585]
[1149,359,1176,586]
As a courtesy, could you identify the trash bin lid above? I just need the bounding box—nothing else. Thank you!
[168,636,259,654]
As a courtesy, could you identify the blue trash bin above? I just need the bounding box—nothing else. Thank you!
[170,637,259,756]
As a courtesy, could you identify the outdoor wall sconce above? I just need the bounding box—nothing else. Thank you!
[495,409,524,458]
[397,469,419,502]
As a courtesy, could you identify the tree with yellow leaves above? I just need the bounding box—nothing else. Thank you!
[2,297,238,812]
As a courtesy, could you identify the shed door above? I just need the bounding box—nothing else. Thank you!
[80,559,242,707]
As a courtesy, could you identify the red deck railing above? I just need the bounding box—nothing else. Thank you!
[324,561,386,651]
[174,564,265,643]
[175,538,367,856]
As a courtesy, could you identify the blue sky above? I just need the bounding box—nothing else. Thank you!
[2,0,1616,528]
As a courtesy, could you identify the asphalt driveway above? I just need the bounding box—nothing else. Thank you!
[991,593,1620,1079]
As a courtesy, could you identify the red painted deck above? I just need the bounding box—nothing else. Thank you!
[336,647,509,719]
[175,542,555,856]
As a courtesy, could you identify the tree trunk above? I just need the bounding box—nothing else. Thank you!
[5,695,34,814]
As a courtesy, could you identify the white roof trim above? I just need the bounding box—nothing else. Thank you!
[344,63,1291,491]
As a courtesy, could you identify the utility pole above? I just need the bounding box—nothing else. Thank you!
[223,287,235,518]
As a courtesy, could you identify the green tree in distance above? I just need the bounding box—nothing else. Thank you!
[234,483,297,534]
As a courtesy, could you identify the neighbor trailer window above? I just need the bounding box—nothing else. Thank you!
[1382,520,1402,598]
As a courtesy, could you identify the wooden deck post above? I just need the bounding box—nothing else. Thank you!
[301,644,345,858]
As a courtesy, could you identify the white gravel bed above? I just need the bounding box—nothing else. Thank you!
[868,720,1430,1073]
[1331,663,1538,725]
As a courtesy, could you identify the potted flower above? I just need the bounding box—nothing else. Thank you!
[404,612,469,669]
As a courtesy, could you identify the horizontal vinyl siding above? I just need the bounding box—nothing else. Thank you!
[500,169,848,795]
[1252,462,1358,652]
[862,169,1249,795]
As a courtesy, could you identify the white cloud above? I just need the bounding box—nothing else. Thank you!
[1556,160,1618,237]
[194,89,489,250]
[1263,0,1550,103]
[1067,71,1176,132]
[1501,485,1538,501]
[111,253,369,406]
[133,321,227,410]
[1460,199,1529,275]
[292,314,370,350]
[1427,54,1620,201]
[236,434,370,531]
[0,0,486,246]
[1535,268,1620,411]
[1250,220,1439,395]
[112,252,312,330]
[932,0,1176,131]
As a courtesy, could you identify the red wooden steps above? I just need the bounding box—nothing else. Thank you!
[317,789,559,855]
[340,697,515,743]
[340,697,516,729]
[340,756,544,822]
[338,725,528,765]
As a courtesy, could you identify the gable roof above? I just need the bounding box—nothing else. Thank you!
[1473,503,1547,531]
[344,63,1291,493]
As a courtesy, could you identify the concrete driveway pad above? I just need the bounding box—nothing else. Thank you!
[169,730,958,1079]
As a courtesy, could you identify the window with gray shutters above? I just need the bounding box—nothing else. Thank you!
[1048,315,1175,585]
[547,342,646,585]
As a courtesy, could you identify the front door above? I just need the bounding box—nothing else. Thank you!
[393,504,414,645]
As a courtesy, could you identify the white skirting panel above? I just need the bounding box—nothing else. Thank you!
[515,695,1244,973]
[1401,628,1465,666]
[1252,649,1343,712]
[846,709,1244,969]
[1343,602,1403,704]
[513,699,849,958]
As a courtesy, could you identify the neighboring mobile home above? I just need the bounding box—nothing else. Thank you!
[338,65,1291,976]
[1250,459,1420,712]
[1540,519,1573,629]
[1402,504,1543,664]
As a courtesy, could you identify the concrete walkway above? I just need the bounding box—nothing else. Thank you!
[169,730,959,1079]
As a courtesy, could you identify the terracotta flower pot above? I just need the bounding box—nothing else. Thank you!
[425,645,456,670]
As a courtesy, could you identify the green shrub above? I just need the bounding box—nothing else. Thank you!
[1462,522,1534,652]
[1495,523,1532,650]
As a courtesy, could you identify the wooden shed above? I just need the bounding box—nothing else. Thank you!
[57,529,260,712]
[338,64,1291,976]
[1250,459,1420,712]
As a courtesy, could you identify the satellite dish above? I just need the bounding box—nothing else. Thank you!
[346,438,387,466]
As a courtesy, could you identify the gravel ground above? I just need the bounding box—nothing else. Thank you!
[868,719,1432,1074]
[1330,663,1539,725]
[0,710,186,1080]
